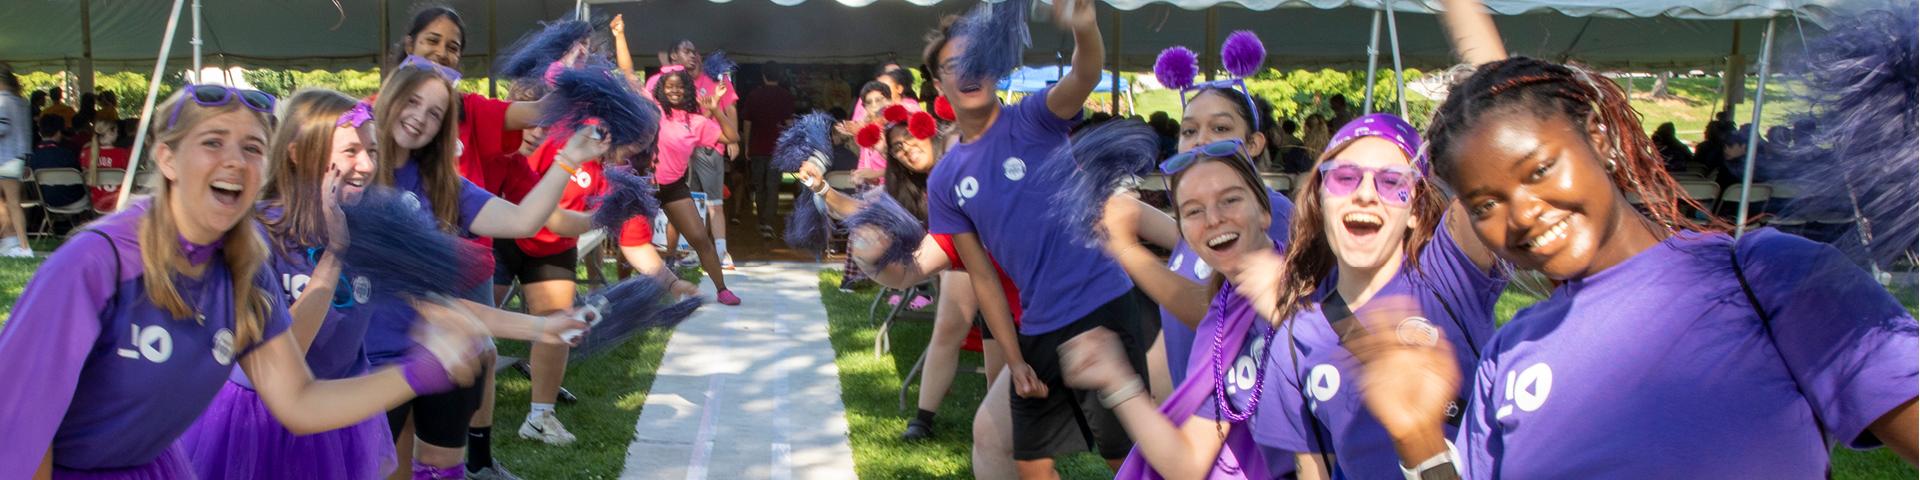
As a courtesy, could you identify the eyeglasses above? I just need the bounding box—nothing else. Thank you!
[1179,78,1262,131]
[1159,138,1243,174]
[401,55,464,83]
[1317,161,1422,206]
[167,85,276,130]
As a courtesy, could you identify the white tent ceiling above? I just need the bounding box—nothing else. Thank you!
[2,0,1829,74]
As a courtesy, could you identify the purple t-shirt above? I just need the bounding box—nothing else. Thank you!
[0,200,292,474]
[1187,240,1297,479]
[236,206,376,383]
[364,159,497,366]
[1260,220,1505,480]
[926,87,1132,334]
[1167,189,1296,386]
[1459,229,1918,478]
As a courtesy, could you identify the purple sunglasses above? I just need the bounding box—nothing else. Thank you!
[401,55,464,83]
[1317,161,1422,206]
[166,85,276,130]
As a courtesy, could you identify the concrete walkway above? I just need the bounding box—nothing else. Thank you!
[620,262,857,480]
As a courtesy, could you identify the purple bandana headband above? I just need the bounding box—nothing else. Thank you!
[179,235,226,266]
[1327,113,1426,173]
[401,55,463,83]
[336,101,374,128]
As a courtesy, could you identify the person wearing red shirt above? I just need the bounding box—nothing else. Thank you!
[82,118,130,213]
[741,63,796,239]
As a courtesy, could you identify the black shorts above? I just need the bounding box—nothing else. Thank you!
[387,368,487,448]
[492,239,578,286]
[1010,288,1155,461]
[656,173,692,204]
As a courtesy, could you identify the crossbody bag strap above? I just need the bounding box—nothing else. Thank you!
[1730,244,1835,476]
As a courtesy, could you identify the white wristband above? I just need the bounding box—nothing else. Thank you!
[1100,378,1146,409]
[1400,440,1461,480]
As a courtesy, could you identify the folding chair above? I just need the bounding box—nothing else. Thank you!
[1677,181,1719,221]
[91,168,125,215]
[1715,183,1772,225]
[1260,173,1294,195]
[871,279,937,357]
[31,168,92,236]
[132,170,155,195]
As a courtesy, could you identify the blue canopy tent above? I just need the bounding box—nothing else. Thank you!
[997,65,1129,93]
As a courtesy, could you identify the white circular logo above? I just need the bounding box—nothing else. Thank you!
[1514,363,1553,413]
[956,176,980,206]
[1169,254,1184,272]
[1307,364,1341,403]
[139,325,174,363]
[1396,316,1440,347]
[211,328,235,365]
[1003,157,1027,181]
[1193,259,1213,278]
[572,170,593,188]
[352,276,373,303]
[286,274,312,299]
[402,191,423,212]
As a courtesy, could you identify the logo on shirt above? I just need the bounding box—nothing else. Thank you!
[117,324,174,363]
[352,276,372,304]
[283,273,312,299]
[1169,254,1185,272]
[1003,157,1027,181]
[402,191,423,212]
[1225,335,1268,397]
[1396,317,1440,347]
[1193,258,1213,279]
[1495,362,1553,419]
[1307,364,1341,408]
[212,328,235,366]
[956,176,980,206]
[572,170,593,188]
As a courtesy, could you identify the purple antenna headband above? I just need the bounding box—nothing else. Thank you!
[1327,113,1425,172]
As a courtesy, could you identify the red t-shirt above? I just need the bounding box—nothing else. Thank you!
[84,146,130,212]
[511,136,604,258]
[618,215,654,248]
[456,93,525,189]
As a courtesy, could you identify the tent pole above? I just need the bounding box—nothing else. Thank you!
[117,0,187,211]
[1734,18,1775,238]
[191,0,202,82]
[1362,10,1381,114]
[487,0,497,99]
[79,0,94,100]
[1204,8,1218,81]
[378,0,388,82]
[1384,0,1407,116]
[1110,6,1121,115]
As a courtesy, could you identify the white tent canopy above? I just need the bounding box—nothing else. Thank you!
[4,0,1828,74]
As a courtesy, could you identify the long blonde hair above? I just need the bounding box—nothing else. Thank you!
[372,65,464,231]
[139,89,276,352]
[262,89,359,251]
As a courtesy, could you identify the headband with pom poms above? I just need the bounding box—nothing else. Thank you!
[933,96,957,121]
[1221,31,1266,79]
[1154,46,1198,91]
[883,104,911,124]
[908,111,939,139]
[856,123,886,150]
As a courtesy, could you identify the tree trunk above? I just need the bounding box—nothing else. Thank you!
[1651,71,1674,98]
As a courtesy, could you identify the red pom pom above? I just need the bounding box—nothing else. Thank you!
[908,112,938,140]
[883,104,911,124]
[933,96,956,121]
[856,123,885,150]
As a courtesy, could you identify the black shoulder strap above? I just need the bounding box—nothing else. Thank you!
[86,229,122,313]
[1731,243,1836,469]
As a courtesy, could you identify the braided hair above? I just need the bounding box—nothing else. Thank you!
[1424,56,1728,234]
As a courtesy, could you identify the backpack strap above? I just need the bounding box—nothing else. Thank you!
[1730,242,1836,476]
[86,229,122,310]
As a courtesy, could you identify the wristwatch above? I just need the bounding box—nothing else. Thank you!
[1400,442,1462,480]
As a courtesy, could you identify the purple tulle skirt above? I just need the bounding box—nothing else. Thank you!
[175,381,397,480]
[53,444,195,480]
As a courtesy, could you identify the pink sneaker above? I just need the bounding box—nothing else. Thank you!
[716,289,741,306]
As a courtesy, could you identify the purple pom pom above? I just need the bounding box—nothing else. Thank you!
[591,167,660,231]
[569,276,705,361]
[1221,31,1266,79]
[542,59,662,147]
[1034,119,1162,247]
[1777,2,1917,269]
[784,190,835,256]
[774,111,835,172]
[338,186,490,301]
[1154,46,1198,91]
[703,50,738,80]
[496,19,592,81]
[843,190,927,270]
[953,0,1031,82]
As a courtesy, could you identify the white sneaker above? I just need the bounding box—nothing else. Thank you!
[518,410,576,446]
[721,253,736,270]
[2,245,32,258]
[0,237,18,250]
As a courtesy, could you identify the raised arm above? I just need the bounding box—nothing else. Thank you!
[1102,195,1209,328]
[850,233,954,290]
[1441,0,1508,66]
[612,15,635,78]
[1046,0,1105,119]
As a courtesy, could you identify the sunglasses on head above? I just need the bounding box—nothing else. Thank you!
[1160,138,1243,174]
[1317,161,1422,206]
[1179,78,1262,131]
[305,247,359,308]
[167,84,276,130]
[402,55,464,83]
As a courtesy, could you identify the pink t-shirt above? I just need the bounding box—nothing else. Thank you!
[654,110,721,184]
[851,97,922,172]
[644,72,739,116]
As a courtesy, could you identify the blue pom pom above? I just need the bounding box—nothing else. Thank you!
[843,190,927,270]
[1033,119,1162,247]
[338,186,489,301]
[703,50,738,80]
[591,167,661,231]
[542,59,662,147]
[570,276,705,361]
[774,111,836,172]
[953,0,1031,83]
[496,19,592,80]
[784,190,835,256]
[1777,2,1917,269]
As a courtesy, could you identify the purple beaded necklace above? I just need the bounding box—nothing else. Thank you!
[1211,301,1283,422]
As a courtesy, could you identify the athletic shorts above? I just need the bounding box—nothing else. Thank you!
[687,147,725,205]
[1010,288,1155,461]
[656,173,692,204]
[492,238,578,286]
[0,158,22,180]
[387,369,487,448]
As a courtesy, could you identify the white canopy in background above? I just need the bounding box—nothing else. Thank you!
[4,0,1828,75]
